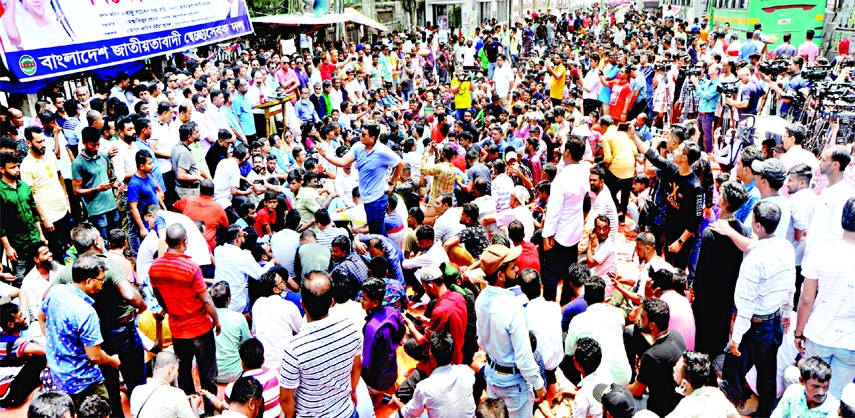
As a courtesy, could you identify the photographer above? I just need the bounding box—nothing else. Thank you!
[763,56,810,118]
[726,68,764,120]
[692,63,721,153]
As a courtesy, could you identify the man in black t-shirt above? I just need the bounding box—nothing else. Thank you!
[629,125,704,270]
[483,37,504,80]
[626,297,686,417]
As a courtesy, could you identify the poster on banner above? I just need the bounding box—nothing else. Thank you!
[438,15,448,30]
[0,0,253,81]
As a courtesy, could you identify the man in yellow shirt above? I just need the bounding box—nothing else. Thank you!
[546,53,566,106]
[451,69,473,121]
[600,116,638,224]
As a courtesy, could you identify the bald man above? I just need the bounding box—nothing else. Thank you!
[725,67,765,120]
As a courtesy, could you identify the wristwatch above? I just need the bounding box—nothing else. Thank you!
[677,238,684,244]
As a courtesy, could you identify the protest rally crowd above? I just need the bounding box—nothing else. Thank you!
[2,4,855,418]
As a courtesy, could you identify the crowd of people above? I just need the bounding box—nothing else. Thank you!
[2,3,855,418]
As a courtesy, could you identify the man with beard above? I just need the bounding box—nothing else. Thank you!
[21,126,71,257]
[476,244,546,418]
[21,242,59,344]
[0,151,44,283]
[0,302,47,408]
[72,127,123,239]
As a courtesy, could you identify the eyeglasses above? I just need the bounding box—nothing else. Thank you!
[168,79,178,83]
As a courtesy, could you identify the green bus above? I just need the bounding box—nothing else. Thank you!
[708,0,824,51]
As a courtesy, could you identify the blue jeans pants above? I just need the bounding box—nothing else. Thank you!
[805,339,855,401]
[542,241,578,305]
[488,62,497,80]
[484,366,535,418]
[364,194,389,236]
[720,314,783,416]
[90,208,120,240]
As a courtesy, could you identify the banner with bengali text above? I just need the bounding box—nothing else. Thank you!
[0,0,253,81]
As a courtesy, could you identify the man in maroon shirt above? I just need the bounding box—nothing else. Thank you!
[396,265,468,403]
[149,223,221,405]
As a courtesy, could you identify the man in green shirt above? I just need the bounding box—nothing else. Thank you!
[0,151,43,283]
[210,281,252,383]
[72,127,122,239]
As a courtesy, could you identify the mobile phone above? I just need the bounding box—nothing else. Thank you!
[618,122,630,132]
[253,179,264,185]
[404,312,418,323]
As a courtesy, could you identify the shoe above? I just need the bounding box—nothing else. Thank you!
[736,393,759,416]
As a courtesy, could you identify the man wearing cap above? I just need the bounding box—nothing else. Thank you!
[476,244,545,418]
[713,159,792,252]
[397,265,467,403]
[593,383,636,418]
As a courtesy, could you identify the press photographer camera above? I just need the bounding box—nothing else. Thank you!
[758,59,789,77]
[717,81,740,95]
[802,65,831,82]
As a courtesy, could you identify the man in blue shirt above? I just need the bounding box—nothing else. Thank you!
[232,78,257,142]
[128,150,164,255]
[764,56,810,120]
[738,31,763,61]
[40,255,121,405]
[692,63,722,153]
[476,245,546,418]
[294,88,319,127]
[318,120,404,235]
[599,53,621,116]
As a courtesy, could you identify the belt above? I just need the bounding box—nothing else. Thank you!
[486,356,520,375]
[751,310,780,323]
[117,312,137,324]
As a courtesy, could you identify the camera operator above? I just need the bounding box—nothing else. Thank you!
[763,56,810,118]
[692,63,722,153]
[726,68,765,120]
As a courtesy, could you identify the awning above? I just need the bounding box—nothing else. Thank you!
[251,8,389,32]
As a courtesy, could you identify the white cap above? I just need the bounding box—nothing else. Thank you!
[842,383,855,407]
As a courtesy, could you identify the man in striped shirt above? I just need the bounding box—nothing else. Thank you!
[720,201,796,417]
[279,270,363,418]
[224,339,281,418]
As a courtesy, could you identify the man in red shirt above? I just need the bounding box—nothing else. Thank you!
[173,179,228,251]
[509,220,540,273]
[599,66,633,122]
[397,265,468,402]
[149,223,221,402]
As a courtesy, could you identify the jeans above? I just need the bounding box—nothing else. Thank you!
[720,314,783,416]
[699,112,715,153]
[0,354,47,408]
[488,62,497,80]
[805,339,855,401]
[128,225,143,258]
[173,329,218,396]
[100,321,147,416]
[542,241,579,305]
[604,168,632,223]
[484,366,535,418]
[43,212,72,261]
[583,99,599,117]
[364,194,388,236]
[89,209,120,241]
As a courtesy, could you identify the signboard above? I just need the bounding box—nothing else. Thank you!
[438,15,449,30]
[0,0,253,81]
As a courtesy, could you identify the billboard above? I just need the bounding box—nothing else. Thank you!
[0,0,253,81]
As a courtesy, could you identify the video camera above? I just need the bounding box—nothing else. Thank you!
[684,67,703,77]
[758,59,788,77]
[717,81,740,95]
[654,63,670,72]
[803,65,831,82]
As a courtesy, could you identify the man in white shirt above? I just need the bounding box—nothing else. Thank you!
[542,136,589,304]
[392,330,476,418]
[213,225,269,314]
[213,144,252,208]
[795,196,855,401]
[482,185,534,241]
[567,337,610,418]
[251,267,303,371]
[720,201,795,417]
[493,55,515,105]
[130,352,203,418]
[565,276,632,385]
[586,215,617,292]
[520,269,563,383]
[805,146,855,260]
